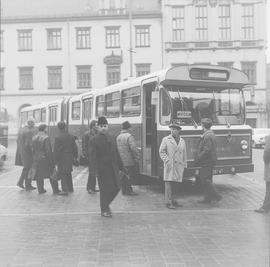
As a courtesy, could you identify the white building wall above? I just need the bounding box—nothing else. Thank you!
[1,16,162,133]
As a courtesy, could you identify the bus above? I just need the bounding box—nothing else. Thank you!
[20,65,254,182]
[0,106,8,148]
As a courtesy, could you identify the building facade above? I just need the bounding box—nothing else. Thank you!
[0,0,267,133]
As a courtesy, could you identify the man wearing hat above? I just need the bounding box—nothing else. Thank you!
[15,118,37,191]
[116,121,140,196]
[194,118,222,203]
[89,116,124,217]
[159,121,187,209]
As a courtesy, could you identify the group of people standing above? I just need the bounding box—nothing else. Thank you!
[15,120,77,195]
[15,115,270,216]
[159,118,222,209]
[15,116,140,218]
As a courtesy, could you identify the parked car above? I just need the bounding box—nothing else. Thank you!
[0,144,7,168]
[252,128,270,148]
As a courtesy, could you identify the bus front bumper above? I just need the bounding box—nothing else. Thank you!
[185,163,254,177]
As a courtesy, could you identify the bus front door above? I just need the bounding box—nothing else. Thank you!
[142,82,158,177]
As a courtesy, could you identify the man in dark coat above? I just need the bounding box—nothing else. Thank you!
[32,124,59,194]
[194,118,222,203]
[54,121,78,195]
[82,120,99,194]
[15,118,37,191]
[89,116,123,217]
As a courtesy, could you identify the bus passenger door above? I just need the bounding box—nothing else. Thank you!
[142,81,158,177]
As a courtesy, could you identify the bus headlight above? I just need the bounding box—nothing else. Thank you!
[241,140,248,150]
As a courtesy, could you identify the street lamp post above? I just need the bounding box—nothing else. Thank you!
[128,0,133,77]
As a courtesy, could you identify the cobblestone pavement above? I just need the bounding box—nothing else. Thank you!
[0,164,269,267]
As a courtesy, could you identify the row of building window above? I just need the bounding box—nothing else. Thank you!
[172,4,255,42]
[0,26,150,52]
[0,4,256,52]
[0,64,151,90]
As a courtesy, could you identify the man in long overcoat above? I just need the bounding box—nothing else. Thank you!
[89,116,123,217]
[54,121,78,195]
[15,118,37,190]
[159,121,187,209]
[32,124,59,194]
[194,118,222,203]
[255,134,270,213]
[82,120,99,193]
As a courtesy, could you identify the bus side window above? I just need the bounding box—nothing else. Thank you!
[71,101,81,120]
[160,88,171,125]
[33,109,41,123]
[83,98,93,125]
[106,91,120,118]
[27,111,33,120]
[41,108,46,122]
[96,95,105,117]
[49,106,58,122]
[122,87,141,116]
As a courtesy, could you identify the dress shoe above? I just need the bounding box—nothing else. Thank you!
[212,195,222,203]
[166,203,176,209]
[172,200,183,207]
[88,189,95,194]
[38,190,47,194]
[53,190,61,195]
[17,183,25,189]
[93,189,100,192]
[254,207,268,213]
[25,186,36,191]
[125,191,139,196]
[57,191,68,196]
[197,199,212,204]
[101,211,112,217]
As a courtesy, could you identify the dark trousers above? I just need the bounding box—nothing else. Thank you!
[121,165,136,194]
[86,166,97,191]
[199,166,221,201]
[17,167,32,189]
[60,171,73,193]
[36,178,59,194]
[100,189,120,212]
[262,181,270,211]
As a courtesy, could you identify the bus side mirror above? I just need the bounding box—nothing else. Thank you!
[151,91,159,105]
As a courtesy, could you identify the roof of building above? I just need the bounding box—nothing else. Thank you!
[1,0,161,20]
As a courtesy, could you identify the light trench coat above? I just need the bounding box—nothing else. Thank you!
[159,135,187,182]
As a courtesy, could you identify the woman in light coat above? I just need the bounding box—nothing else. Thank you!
[255,134,270,213]
[159,122,187,209]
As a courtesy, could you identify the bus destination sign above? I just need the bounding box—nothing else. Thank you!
[177,111,192,119]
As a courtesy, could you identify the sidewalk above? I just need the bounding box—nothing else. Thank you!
[0,167,269,267]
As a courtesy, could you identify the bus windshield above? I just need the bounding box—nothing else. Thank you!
[160,86,245,126]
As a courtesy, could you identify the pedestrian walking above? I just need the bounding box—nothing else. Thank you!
[116,121,139,196]
[89,116,123,217]
[31,124,59,194]
[53,121,78,195]
[194,118,222,204]
[82,120,99,193]
[15,118,37,191]
[254,134,270,213]
[159,121,187,209]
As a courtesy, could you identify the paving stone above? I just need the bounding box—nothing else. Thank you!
[0,163,269,267]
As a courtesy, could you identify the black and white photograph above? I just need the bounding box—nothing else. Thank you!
[0,0,269,266]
